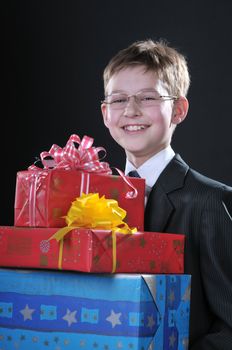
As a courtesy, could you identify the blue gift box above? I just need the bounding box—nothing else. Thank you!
[0,269,191,350]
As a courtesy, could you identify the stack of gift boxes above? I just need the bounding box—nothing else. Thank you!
[0,135,191,350]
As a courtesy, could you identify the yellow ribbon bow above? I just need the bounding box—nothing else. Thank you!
[49,193,137,272]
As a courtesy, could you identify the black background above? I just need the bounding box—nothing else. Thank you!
[2,0,232,225]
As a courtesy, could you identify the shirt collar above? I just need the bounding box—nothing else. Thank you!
[125,146,175,188]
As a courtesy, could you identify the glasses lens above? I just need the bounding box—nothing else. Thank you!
[105,94,128,109]
[137,91,160,107]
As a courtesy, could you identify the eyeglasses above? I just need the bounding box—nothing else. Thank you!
[102,90,177,110]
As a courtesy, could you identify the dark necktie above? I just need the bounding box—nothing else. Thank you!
[128,170,140,178]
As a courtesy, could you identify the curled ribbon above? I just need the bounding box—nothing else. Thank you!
[30,134,112,174]
[29,134,139,198]
[49,193,137,272]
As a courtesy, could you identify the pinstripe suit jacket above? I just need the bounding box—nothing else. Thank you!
[144,154,232,349]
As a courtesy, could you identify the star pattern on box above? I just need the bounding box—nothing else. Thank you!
[182,337,189,349]
[116,341,123,349]
[182,283,191,301]
[147,314,155,329]
[62,308,77,326]
[168,290,175,304]
[169,331,177,347]
[20,304,35,321]
[79,339,86,347]
[106,310,122,328]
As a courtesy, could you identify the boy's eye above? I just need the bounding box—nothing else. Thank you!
[111,96,127,104]
[140,94,157,101]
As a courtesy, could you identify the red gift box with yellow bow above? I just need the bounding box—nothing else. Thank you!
[14,134,145,230]
[0,225,185,273]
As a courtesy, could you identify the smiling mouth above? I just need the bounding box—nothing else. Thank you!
[123,125,148,131]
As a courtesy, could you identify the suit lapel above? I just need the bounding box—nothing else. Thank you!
[144,154,189,232]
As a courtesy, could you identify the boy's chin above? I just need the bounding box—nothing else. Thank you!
[124,148,148,158]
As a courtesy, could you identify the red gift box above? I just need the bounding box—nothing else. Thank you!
[14,134,145,230]
[14,169,145,230]
[0,226,185,273]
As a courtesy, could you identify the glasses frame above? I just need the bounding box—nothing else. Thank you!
[101,90,178,109]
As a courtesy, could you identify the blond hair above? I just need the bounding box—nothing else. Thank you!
[103,39,190,97]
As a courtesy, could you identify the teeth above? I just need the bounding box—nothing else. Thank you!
[124,125,146,131]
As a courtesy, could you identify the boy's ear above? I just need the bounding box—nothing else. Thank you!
[171,97,189,125]
[101,103,110,128]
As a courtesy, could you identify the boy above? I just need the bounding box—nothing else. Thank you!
[101,39,232,349]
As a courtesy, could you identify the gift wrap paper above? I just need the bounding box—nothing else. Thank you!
[14,169,145,230]
[0,269,191,350]
[0,226,185,273]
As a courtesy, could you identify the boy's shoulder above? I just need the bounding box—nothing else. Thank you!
[180,157,232,203]
[188,166,232,196]
[160,153,232,195]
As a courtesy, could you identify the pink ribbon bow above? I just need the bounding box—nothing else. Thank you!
[30,134,112,174]
[28,133,138,199]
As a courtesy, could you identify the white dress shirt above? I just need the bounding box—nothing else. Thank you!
[125,146,175,203]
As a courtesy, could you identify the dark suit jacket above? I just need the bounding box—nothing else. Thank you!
[144,154,232,349]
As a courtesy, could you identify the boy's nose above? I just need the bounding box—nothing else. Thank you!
[123,96,142,117]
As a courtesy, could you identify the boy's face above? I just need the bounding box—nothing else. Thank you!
[101,66,188,167]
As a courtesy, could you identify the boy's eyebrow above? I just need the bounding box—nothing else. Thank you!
[106,88,159,96]
[106,89,126,95]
